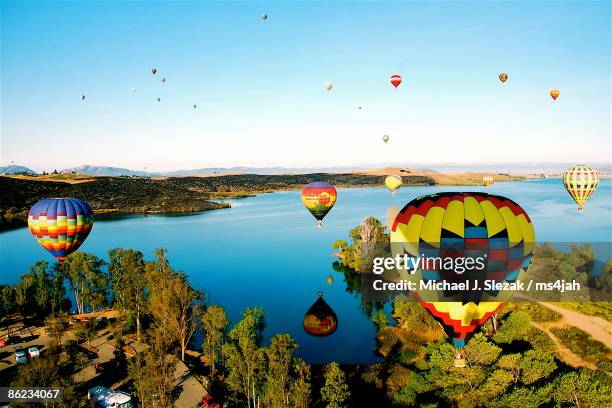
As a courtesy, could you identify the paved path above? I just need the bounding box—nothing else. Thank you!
[173,360,207,408]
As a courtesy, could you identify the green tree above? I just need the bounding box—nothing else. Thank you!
[518,350,557,385]
[263,333,298,408]
[289,358,311,408]
[201,304,229,376]
[321,362,350,408]
[371,308,389,331]
[492,311,531,344]
[554,369,612,408]
[108,248,147,340]
[59,252,107,314]
[223,307,266,408]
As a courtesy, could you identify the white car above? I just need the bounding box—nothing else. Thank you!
[27,346,40,357]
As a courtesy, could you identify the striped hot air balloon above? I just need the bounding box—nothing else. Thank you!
[301,181,337,228]
[563,165,599,211]
[390,192,535,355]
[498,73,508,83]
[483,176,494,186]
[28,198,94,261]
[303,292,338,337]
[385,175,402,195]
[550,89,560,100]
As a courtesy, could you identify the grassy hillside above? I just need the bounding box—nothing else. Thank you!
[0,173,435,229]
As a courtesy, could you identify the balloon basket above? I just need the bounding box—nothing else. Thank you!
[316,221,323,229]
[453,352,466,368]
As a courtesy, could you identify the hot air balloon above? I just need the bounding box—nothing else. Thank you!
[28,198,94,262]
[303,292,338,336]
[327,274,334,285]
[358,106,362,110]
[385,175,402,196]
[563,165,599,211]
[157,97,161,102]
[390,75,402,88]
[193,104,197,109]
[390,192,535,366]
[483,176,494,186]
[324,82,333,91]
[261,14,268,20]
[151,68,157,75]
[382,135,390,143]
[161,77,166,83]
[499,73,508,83]
[301,181,337,228]
[550,89,560,100]
[131,88,137,93]
[81,95,86,101]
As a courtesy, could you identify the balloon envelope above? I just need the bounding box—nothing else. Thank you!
[499,73,508,83]
[550,89,560,100]
[390,192,535,348]
[563,165,599,211]
[261,14,268,20]
[385,175,402,194]
[324,82,333,91]
[382,135,390,143]
[28,198,94,262]
[390,75,402,88]
[301,181,337,224]
[151,68,157,75]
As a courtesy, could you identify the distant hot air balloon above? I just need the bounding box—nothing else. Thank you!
[499,73,508,83]
[157,97,161,102]
[324,82,333,91]
[382,135,390,143]
[261,14,268,21]
[358,106,362,110]
[131,88,137,93]
[327,274,334,285]
[391,192,535,365]
[550,89,560,100]
[303,292,338,336]
[151,68,157,75]
[28,198,94,262]
[483,176,494,186]
[161,77,166,83]
[81,95,86,101]
[385,175,402,195]
[563,165,599,211]
[193,104,197,109]
[390,75,402,88]
[301,181,337,228]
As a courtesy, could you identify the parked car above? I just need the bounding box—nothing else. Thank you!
[14,346,27,364]
[201,395,221,408]
[28,346,40,357]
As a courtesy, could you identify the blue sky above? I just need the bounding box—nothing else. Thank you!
[1,1,610,172]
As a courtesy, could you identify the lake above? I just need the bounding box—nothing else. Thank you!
[1,178,611,364]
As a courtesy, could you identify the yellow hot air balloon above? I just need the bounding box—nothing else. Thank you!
[390,192,535,364]
[324,82,333,91]
[550,89,560,100]
[385,175,402,195]
[382,134,389,143]
[563,165,599,211]
[483,176,494,186]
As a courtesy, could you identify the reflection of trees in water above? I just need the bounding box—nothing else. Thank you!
[331,261,389,320]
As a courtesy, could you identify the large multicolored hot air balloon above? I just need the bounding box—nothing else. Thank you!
[550,89,560,100]
[483,176,494,186]
[498,73,508,83]
[390,75,402,88]
[385,175,402,195]
[390,192,535,359]
[303,292,338,336]
[28,198,94,262]
[563,165,599,211]
[301,181,337,228]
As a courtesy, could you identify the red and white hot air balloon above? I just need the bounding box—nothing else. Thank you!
[390,75,402,88]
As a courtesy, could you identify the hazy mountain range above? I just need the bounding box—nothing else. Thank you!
[2,163,610,177]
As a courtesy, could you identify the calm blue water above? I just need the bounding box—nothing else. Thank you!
[1,178,611,364]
